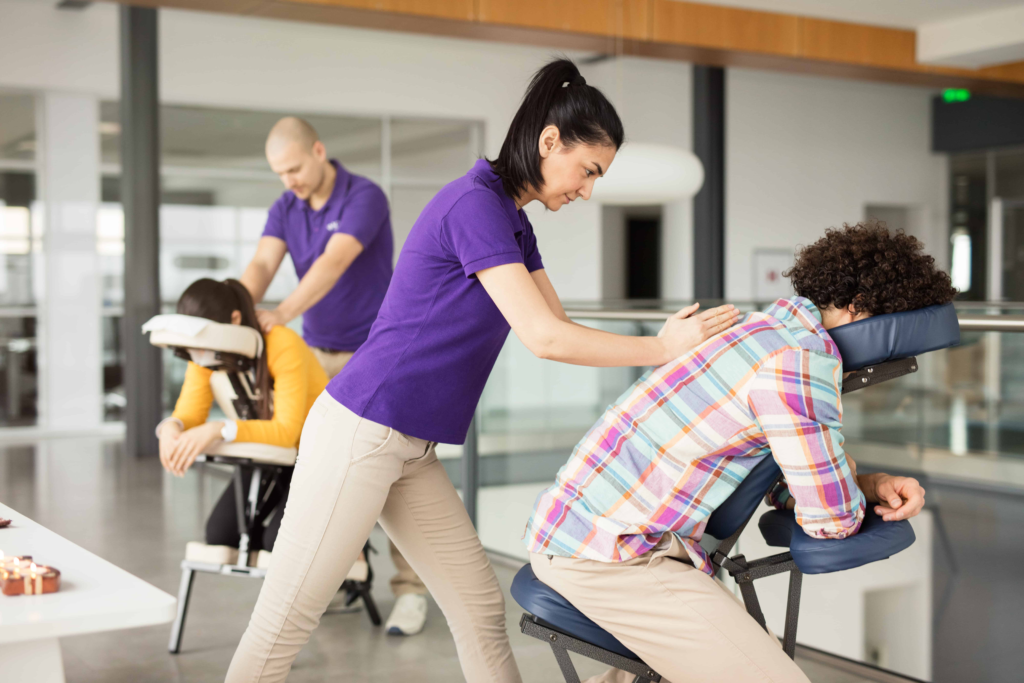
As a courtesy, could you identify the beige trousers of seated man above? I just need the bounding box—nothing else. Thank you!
[529,540,811,683]
[311,346,427,597]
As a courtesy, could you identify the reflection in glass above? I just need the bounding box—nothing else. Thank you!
[950,228,971,293]
[0,92,35,162]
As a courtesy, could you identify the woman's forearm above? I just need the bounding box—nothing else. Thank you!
[533,318,668,367]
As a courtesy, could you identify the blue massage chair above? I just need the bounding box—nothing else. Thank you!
[512,303,961,683]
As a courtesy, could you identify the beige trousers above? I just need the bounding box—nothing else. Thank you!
[530,547,811,683]
[226,394,520,683]
[310,346,427,596]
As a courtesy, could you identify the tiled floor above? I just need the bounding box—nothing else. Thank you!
[0,436,921,682]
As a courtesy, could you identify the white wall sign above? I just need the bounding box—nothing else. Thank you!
[753,248,794,302]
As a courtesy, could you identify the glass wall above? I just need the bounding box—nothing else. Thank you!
[92,102,482,424]
[471,305,1024,683]
[0,91,38,427]
[949,146,1024,303]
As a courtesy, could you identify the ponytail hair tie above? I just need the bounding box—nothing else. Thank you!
[562,75,587,88]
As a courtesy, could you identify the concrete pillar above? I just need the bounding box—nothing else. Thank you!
[35,92,102,431]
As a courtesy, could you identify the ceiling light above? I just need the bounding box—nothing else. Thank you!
[591,143,704,205]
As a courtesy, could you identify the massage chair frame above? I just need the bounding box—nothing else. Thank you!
[513,303,961,683]
[147,319,381,655]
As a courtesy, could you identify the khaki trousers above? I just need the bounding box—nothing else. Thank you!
[226,394,520,683]
[530,548,811,683]
[310,346,427,596]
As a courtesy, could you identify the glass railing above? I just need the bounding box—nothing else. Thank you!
[463,301,1024,683]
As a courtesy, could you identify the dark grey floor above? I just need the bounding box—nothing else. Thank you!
[0,436,918,682]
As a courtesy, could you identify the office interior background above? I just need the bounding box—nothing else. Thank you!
[2,0,1024,681]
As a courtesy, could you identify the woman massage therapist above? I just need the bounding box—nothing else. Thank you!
[157,278,328,556]
[225,58,739,683]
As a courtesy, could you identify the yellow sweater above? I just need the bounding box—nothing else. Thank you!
[171,325,329,448]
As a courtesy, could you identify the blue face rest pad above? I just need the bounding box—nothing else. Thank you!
[758,507,916,574]
[511,564,641,660]
[826,302,960,371]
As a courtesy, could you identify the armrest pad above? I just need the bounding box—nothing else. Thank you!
[204,441,297,466]
[758,508,916,575]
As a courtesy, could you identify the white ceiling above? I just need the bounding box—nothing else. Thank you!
[687,0,1024,30]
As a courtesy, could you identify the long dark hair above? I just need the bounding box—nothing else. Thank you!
[490,58,624,200]
[177,278,272,420]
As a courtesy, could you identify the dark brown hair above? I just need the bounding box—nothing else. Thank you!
[490,58,624,200]
[784,221,957,315]
[176,278,271,420]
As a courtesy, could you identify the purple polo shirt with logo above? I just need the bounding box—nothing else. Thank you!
[263,160,393,352]
[329,159,544,444]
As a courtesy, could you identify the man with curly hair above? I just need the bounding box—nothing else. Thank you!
[522,222,956,683]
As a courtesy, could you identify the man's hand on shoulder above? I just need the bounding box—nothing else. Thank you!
[256,308,289,333]
[858,472,926,522]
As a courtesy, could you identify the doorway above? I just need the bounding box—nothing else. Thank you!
[601,205,662,301]
[626,216,661,300]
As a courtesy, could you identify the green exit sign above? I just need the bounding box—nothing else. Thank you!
[943,89,971,103]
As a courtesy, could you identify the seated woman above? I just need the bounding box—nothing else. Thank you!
[157,278,328,560]
[523,222,953,683]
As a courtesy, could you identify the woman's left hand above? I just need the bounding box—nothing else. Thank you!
[166,422,223,477]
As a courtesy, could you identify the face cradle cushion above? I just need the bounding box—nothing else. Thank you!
[512,302,962,678]
[146,314,264,360]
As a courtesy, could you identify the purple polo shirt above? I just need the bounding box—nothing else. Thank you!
[329,159,544,444]
[263,160,393,352]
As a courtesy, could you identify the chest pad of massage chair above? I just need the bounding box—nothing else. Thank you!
[510,302,960,682]
[157,321,266,421]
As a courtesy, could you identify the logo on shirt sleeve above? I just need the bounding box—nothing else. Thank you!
[326,220,340,232]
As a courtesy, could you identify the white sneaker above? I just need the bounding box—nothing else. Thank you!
[385,593,428,636]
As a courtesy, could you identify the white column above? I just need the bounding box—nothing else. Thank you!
[35,92,102,431]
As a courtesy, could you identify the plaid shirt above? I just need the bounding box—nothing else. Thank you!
[523,297,865,575]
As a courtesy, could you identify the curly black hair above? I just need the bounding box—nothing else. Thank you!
[783,221,957,315]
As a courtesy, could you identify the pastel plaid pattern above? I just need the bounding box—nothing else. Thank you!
[523,297,866,575]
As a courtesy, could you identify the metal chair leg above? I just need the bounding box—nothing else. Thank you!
[550,641,582,683]
[361,586,382,626]
[782,568,802,659]
[168,565,195,654]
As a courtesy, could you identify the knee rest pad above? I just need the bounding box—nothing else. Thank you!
[511,564,640,660]
[758,508,915,574]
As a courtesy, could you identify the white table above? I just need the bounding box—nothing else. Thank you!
[0,502,177,682]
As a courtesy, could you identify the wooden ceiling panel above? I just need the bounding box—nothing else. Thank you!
[798,18,916,72]
[478,0,651,41]
[652,1,800,57]
[96,0,1024,96]
[277,0,474,22]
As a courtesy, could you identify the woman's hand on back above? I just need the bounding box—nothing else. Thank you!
[657,304,740,361]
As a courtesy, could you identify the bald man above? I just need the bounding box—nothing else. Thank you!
[240,117,431,636]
